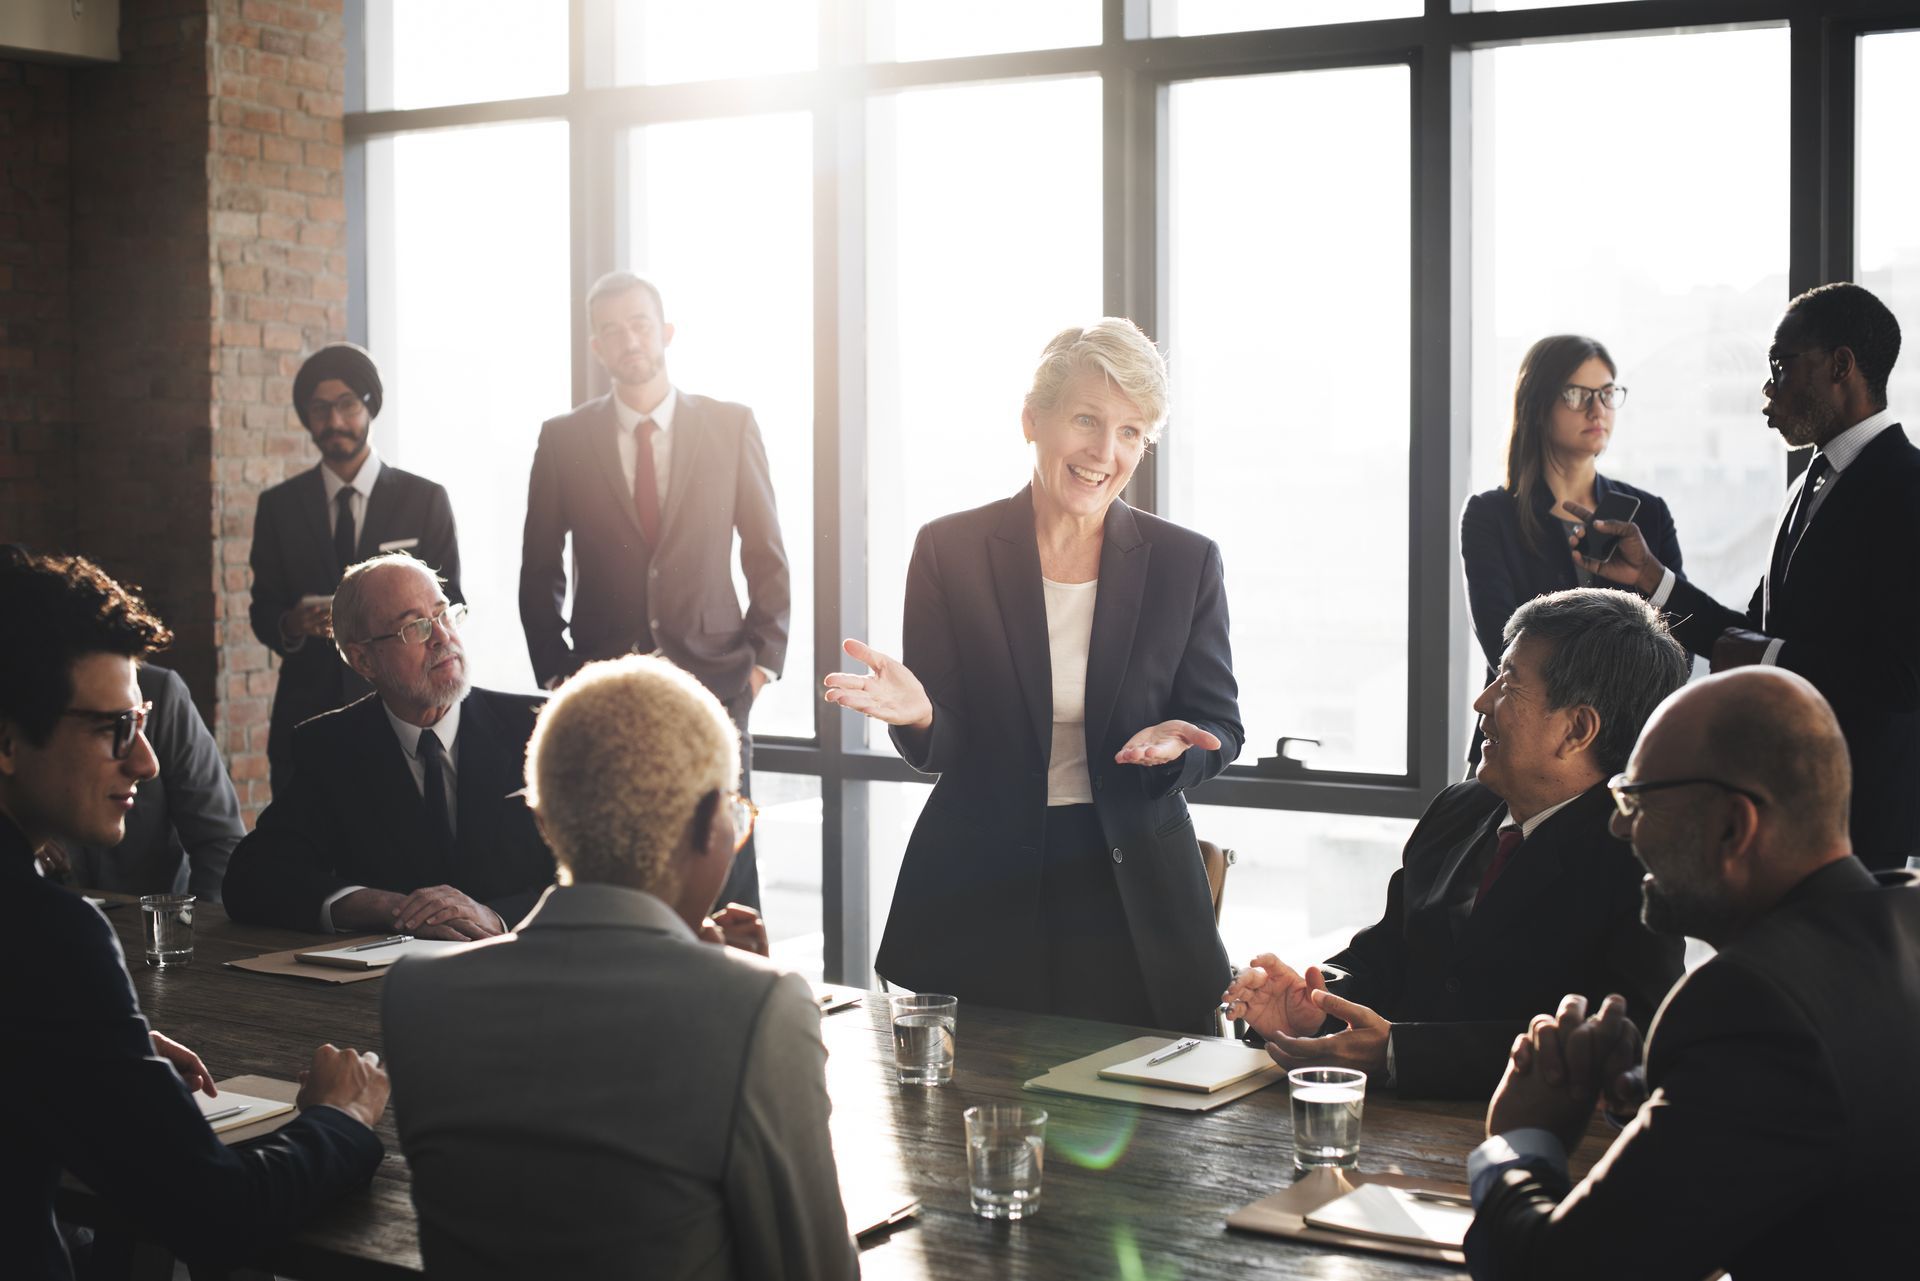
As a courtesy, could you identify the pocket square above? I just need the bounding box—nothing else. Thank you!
[378,538,420,552]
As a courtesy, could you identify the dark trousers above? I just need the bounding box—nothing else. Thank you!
[1041,803,1154,1026]
[714,683,760,913]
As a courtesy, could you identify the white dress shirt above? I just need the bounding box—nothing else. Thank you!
[611,385,676,510]
[317,698,463,932]
[1042,576,1098,806]
[1648,406,1900,667]
[283,451,383,655]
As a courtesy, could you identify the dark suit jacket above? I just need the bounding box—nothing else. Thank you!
[1468,858,1920,1281]
[875,487,1242,1033]
[64,664,243,901]
[1460,477,1681,766]
[518,390,790,698]
[222,688,555,932]
[3,817,382,1281]
[1323,781,1681,1098]
[249,460,462,790]
[1663,424,1920,866]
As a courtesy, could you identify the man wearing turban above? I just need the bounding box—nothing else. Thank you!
[248,343,463,796]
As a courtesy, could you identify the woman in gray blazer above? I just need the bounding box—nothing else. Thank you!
[827,320,1242,1033]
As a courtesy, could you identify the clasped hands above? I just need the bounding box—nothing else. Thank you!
[1220,954,1390,1074]
[1486,992,1646,1152]
[824,638,1220,765]
[699,902,769,956]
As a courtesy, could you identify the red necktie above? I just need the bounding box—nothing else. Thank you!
[1476,826,1524,905]
[633,416,661,547]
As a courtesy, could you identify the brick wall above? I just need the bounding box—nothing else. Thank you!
[0,58,75,553]
[25,0,348,825]
[207,0,347,819]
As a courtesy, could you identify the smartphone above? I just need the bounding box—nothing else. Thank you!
[1577,493,1641,564]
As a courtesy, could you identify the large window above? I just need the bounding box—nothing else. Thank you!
[349,3,1907,984]
[1167,65,1412,777]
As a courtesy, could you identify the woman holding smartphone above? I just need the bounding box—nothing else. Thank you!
[1459,335,1683,766]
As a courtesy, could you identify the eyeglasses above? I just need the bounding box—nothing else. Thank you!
[727,792,759,852]
[1766,350,1821,384]
[63,701,154,760]
[1606,772,1767,821]
[360,602,467,647]
[1559,384,1628,412]
[307,392,369,425]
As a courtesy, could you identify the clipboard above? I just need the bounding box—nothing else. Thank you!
[1226,1166,1470,1267]
[1024,1036,1284,1112]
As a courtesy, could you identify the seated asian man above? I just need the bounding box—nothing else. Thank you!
[381,656,857,1280]
[1466,667,1920,1281]
[1,552,387,1281]
[1224,588,1687,1097]
[223,552,555,936]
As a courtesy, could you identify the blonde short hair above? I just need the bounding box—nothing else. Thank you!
[525,656,740,894]
[1024,318,1170,441]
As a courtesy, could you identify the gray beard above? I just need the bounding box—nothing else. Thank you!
[1640,877,1737,940]
[386,647,471,712]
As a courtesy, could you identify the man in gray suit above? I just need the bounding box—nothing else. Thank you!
[381,655,854,1281]
[518,273,789,912]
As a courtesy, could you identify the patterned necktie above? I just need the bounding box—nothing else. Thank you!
[333,487,357,573]
[419,728,454,853]
[1475,826,1524,905]
[633,416,661,546]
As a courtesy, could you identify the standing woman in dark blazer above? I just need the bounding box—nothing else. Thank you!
[1460,335,1682,765]
[825,320,1241,1033]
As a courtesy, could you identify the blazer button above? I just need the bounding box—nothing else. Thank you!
[1443,976,1461,994]
[1111,847,1124,864]
[649,618,659,632]
[648,567,658,579]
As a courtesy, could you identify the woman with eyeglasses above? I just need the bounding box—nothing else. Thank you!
[1460,335,1684,768]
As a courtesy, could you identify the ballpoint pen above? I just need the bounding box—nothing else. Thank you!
[1405,1189,1473,1207]
[1146,1037,1202,1066]
[346,934,412,952]
[203,1105,251,1124]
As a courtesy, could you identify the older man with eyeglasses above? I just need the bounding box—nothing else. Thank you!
[380,655,855,1281]
[224,552,555,936]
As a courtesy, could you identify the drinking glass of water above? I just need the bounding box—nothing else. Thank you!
[964,1104,1047,1220]
[140,894,196,968]
[1288,1066,1366,1171]
[891,993,958,1086]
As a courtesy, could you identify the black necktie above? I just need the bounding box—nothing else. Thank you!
[419,728,454,853]
[1774,453,1832,583]
[333,487,357,574]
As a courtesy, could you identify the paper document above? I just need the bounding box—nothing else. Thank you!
[1303,1183,1473,1249]
[296,937,469,969]
[1096,1037,1276,1093]
[196,1089,297,1135]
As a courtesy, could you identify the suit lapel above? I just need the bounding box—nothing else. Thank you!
[593,395,646,543]
[987,488,1053,764]
[451,694,511,860]
[298,467,334,581]
[358,466,398,560]
[1084,501,1150,756]
[353,697,442,883]
[1461,786,1607,952]
[660,392,702,535]
[1426,804,1504,944]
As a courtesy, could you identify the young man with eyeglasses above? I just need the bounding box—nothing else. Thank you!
[380,655,856,1280]
[224,553,555,936]
[249,342,463,797]
[518,271,790,917]
[1466,666,1920,1281]
[0,551,389,1281]
[1574,282,1920,869]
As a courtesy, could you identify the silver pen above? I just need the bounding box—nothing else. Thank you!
[1146,1037,1202,1066]
[346,934,412,952]
[1405,1188,1473,1207]
[203,1105,250,1124]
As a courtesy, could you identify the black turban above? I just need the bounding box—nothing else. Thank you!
[292,342,383,421]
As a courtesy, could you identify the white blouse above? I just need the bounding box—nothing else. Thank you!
[1042,576,1098,806]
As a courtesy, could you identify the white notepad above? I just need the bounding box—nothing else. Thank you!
[1095,1037,1276,1093]
[196,1089,298,1134]
[1303,1183,1473,1249]
[295,937,469,969]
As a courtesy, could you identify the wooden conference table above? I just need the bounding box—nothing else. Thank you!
[68,902,1614,1280]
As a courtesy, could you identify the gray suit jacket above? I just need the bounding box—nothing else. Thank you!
[381,884,856,1281]
[518,390,790,696]
[65,665,243,901]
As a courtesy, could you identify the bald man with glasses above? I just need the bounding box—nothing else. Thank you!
[224,554,555,936]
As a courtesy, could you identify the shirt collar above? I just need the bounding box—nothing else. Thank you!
[1815,406,1899,474]
[613,386,677,436]
[382,695,462,763]
[1502,789,1584,841]
[320,449,383,503]
[516,881,699,942]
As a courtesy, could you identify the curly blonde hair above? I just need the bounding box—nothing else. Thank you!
[525,656,739,894]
